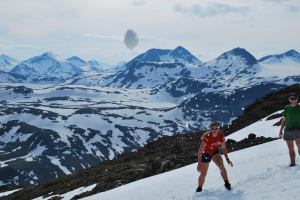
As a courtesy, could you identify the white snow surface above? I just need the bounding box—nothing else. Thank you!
[33,184,97,200]
[81,112,300,200]
[83,140,300,200]
[227,110,283,141]
[0,189,22,197]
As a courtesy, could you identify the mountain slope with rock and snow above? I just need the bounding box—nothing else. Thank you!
[101,46,201,88]
[11,105,297,200]
[82,140,299,200]
[0,83,189,185]
[257,49,300,77]
[3,84,299,200]
[0,46,300,189]
[0,67,299,187]
[99,47,300,92]
[10,52,83,83]
[67,56,105,73]
[126,46,201,66]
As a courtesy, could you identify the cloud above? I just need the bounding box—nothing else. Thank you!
[287,4,300,12]
[262,0,300,12]
[132,0,147,6]
[174,2,250,18]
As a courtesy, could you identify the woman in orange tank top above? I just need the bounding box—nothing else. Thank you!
[196,121,233,192]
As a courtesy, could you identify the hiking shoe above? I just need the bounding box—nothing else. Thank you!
[289,163,296,167]
[224,181,231,191]
[196,186,202,192]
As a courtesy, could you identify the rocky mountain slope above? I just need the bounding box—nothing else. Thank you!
[2,83,299,200]
[0,47,299,188]
[98,47,300,90]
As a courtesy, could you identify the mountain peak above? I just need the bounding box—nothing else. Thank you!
[218,47,257,65]
[259,49,300,63]
[67,56,86,63]
[173,46,187,52]
[87,59,99,65]
[128,46,201,65]
[25,52,59,64]
[229,47,250,55]
[171,46,191,55]
[41,51,56,59]
[283,49,300,57]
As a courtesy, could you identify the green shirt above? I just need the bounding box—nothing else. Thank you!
[283,104,300,129]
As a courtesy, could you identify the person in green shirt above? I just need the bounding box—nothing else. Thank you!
[279,93,300,167]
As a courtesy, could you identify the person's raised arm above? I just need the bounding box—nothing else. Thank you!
[221,141,233,167]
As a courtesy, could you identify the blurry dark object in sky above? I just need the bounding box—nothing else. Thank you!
[124,29,139,49]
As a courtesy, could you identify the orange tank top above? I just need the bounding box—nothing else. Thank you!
[201,130,225,155]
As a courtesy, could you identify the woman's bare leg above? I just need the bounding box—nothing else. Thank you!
[212,154,228,181]
[286,140,296,165]
[198,162,210,187]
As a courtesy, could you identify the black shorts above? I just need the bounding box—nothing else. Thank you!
[201,149,220,163]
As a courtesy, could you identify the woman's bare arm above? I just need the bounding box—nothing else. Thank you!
[279,117,286,138]
[221,141,233,167]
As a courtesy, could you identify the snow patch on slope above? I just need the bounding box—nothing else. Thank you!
[81,111,299,200]
[83,140,299,200]
[33,184,97,200]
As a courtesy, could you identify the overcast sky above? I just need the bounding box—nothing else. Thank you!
[0,0,299,63]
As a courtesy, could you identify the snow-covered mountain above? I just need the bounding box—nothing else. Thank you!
[258,49,300,63]
[1,47,300,187]
[0,84,184,185]
[257,49,300,77]
[2,47,300,88]
[106,61,188,88]
[67,56,124,72]
[186,47,259,89]
[10,52,82,82]
[127,46,201,66]
[104,47,299,90]
[101,46,201,88]
[67,56,104,72]
[0,82,298,186]
[67,56,87,68]
[0,71,21,83]
[7,109,299,200]
[150,47,299,102]
[0,54,18,72]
